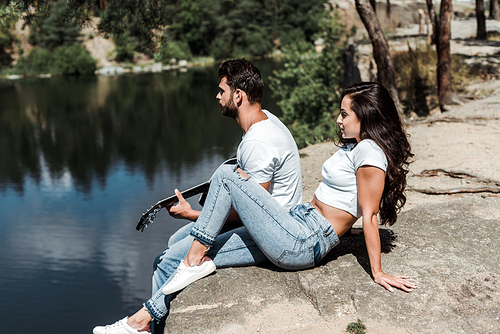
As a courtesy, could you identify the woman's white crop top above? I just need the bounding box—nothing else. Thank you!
[314,139,387,218]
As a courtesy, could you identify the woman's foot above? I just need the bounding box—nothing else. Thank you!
[161,256,216,295]
[93,317,150,334]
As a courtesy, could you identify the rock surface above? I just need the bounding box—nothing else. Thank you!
[162,2,500,333]
[163,9,500,334]
[163,87,500,332]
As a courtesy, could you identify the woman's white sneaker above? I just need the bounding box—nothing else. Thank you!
[162,256,216,295]
[93,317,150,334]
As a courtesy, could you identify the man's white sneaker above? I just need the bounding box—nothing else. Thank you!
[93,317,150,334]
[162,256,216,295]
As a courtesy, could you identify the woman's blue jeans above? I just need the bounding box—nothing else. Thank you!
[144,165,339,332]
[192,165,340,270]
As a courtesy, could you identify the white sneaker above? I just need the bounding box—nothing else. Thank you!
[162,256,216,295]
[93,317,150,334]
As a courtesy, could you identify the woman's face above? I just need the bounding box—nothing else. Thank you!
[337,96,361,142]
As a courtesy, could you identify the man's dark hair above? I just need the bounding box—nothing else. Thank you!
[218,58,264,104]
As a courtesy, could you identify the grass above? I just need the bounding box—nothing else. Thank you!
[346,319,367,334]
[393,42,492,116]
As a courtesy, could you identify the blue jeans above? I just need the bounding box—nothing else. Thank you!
[145,165,339,331]
[145,208,268,331]
[191,165,340,269]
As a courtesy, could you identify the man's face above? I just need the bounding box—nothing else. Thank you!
[216,77,238,118]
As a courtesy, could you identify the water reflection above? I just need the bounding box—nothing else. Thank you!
[0,69,243,194]
[0,59,282,333]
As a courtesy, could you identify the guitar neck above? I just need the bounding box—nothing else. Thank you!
[156,181,211,208]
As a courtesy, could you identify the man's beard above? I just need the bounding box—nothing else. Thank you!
[221,99,239,118]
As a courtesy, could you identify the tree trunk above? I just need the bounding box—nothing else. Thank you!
[438,0,453,110]
[476,0,487,39]
[490,0,500,20]
[354,0,402,117]
[426,0,438,45]
[99,0,107,10]
[386,0,391,20]
[370,0,377,13]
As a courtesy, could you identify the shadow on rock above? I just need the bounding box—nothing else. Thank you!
[320,229,397,277]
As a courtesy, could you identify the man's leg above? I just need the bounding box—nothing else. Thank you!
[147,226,267,332]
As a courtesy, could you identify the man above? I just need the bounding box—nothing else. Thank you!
[93,59,302,334]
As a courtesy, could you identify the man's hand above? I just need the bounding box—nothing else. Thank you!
[165,189,200,221]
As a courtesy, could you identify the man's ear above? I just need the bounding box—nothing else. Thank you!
[234,89,241,100]
[234,89,245,106]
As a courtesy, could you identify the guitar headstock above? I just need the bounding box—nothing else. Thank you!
[136,205,162,232]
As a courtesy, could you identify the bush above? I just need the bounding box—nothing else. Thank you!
[15,44,96,76]
[52,44,97,76]
[393,43,486,116]
[113,31,135,62]
[15,47,54,75]
[346,319,366,334]
[269,11,346,149]
[161,40,193,63]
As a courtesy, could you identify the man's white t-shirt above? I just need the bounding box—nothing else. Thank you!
[237,109,302,210]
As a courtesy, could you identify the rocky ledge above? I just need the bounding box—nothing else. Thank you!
[163,78,500,333]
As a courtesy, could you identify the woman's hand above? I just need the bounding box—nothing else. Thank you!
[373,272,417,292]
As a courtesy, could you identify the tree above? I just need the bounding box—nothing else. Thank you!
[31,0,82,50]
[269,11,345,148]
[426,0,453,111]
[164,0,325,59]
[490,0,500,20]
[354,0,402,117]
[0,1,19,67]
[98,0,167,56]
[476,0,487,39]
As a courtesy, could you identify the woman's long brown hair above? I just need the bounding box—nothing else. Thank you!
[338,82,413,226]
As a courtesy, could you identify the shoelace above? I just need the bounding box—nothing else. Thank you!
[168,264,186,284]
[104,318,126,329]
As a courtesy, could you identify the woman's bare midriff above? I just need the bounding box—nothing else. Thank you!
[310,195,358,237]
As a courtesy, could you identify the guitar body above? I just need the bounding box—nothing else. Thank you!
[136,158,237,231]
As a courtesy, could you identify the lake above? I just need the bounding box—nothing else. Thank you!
[0,59,282,333]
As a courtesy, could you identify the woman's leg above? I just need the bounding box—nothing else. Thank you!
[187,165,338,269]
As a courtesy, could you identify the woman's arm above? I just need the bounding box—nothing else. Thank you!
[357,166,417,292]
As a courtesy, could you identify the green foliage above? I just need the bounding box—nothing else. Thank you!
[273,0,326,47]
[161,40,193,62]
[15,47,54,75]
[51,44,97,76]
[164,0,325,59]
[346,319,367,334]
[113,31,136,63]
[15,44,96,76]
[28,0,82,50]
[269,11,345,149]
[0,1,19,25]
[0,1,19,67]
[98,0,168,56]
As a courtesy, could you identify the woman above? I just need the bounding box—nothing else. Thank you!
[162,81,416,295]
[93,82,416,334]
